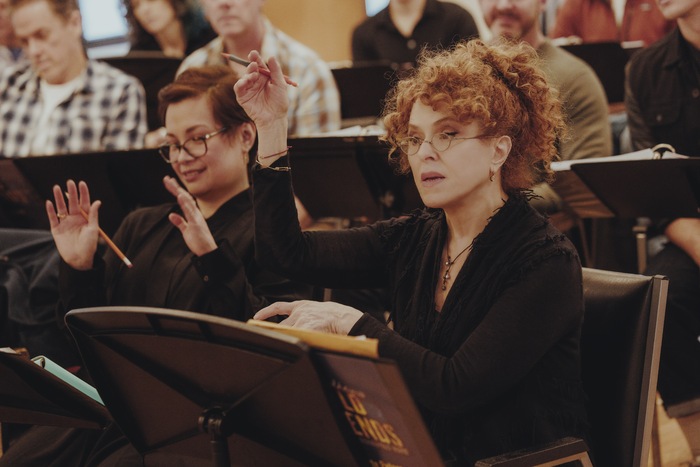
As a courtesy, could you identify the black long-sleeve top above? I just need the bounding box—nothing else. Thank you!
[58,189,311,321]
[252,164,589,463]
[352,0,479,65]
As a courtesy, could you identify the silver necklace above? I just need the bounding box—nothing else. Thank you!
[441,243,472,291]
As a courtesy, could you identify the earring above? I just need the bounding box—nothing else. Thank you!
[489,167,495,182]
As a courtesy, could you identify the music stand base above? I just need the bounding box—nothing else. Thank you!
[199,407,232,467]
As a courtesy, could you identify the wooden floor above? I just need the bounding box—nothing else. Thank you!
[653,398,694,466]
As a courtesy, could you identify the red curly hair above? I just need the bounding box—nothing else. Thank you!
[382,39,565,194]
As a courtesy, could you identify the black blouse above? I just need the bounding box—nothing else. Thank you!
[58,189,311,321]
[252,164,589,463]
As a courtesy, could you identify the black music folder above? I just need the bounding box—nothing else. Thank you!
[0,349,110,429]
[65,306,443,467]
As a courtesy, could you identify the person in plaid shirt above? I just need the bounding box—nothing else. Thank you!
[178,0,340,137]
[0,0,147,158]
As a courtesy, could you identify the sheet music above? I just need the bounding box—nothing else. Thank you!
[552,148,688,172]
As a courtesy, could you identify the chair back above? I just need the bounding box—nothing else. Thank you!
[581,268,667,467]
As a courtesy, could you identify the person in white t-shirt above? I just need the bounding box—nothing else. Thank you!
[0,0,147,158]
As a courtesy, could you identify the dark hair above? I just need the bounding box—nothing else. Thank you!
[158,65,256,150]
[121,0,212,54]
[383,39,566,194]
[9,0,78,20]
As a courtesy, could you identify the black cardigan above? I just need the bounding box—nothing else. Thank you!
[253,164,589,464]
[58,189,311,321]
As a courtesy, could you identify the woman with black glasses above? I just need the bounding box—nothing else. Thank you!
[46,64,309,322]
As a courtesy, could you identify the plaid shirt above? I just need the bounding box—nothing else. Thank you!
[0,60,147,158]
[179,17,341,136]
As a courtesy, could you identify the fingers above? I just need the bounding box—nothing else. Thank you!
[254,301,296,321]
[266,56,285,81]
[78,180,91,213]
[88,200,101,227]
[66,179,80,214]
[46,200,59,228]
[163,175,182,198]
[180,193,203,221]
[168,212,186,231]
[52,184,68,217]
[48,180,99,227]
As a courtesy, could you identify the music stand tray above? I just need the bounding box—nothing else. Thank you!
[0,350,110,429]
[289,135,423,222]
[65,307,443,467]
[570,158,700,219]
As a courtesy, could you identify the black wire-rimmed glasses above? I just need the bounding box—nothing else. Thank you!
[397,132,487,156]
[158,127,229,163]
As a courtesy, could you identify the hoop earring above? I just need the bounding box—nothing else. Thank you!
[489,167,495,182]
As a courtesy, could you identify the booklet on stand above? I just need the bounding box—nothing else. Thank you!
[0,348,110,429]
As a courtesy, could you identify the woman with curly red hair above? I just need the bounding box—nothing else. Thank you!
[238,39,588,463]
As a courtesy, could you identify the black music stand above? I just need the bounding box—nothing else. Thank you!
[65,307,443,467]
[331,62,398,127]
[570,158,700,219]
[0,351,110,429]
[8,149,175,236]
[561,156,700,272]
[289,135,422,223]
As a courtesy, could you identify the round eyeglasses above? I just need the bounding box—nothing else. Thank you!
[158,127,229,163]
[397,132,487,156]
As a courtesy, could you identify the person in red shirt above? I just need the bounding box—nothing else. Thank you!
[549,0,674,46]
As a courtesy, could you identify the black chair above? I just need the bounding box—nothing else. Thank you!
[476,267,668,467]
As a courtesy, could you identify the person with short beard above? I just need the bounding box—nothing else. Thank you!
[480,0,612,215]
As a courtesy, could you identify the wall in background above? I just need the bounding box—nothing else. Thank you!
[263,0,367,63]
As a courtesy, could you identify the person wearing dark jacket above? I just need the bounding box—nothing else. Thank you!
[625,0,700,460]
[236,40,589,463]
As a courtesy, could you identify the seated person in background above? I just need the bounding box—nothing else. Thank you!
[549,0,673,46]
[121,0,216,58]
[351,0,479,67]
[0,65,313,467]
[178,0,340,137]
[625,0,700,461]
[481,0,612,214]
[0,0,24,65]
[236,40,589,464]
[0,0,147,158]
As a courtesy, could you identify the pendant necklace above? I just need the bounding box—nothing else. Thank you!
[441,243,473,291]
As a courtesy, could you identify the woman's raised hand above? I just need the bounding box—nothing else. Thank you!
[233,51,289,129]
[163,175,217,256]
[45,180,100,271]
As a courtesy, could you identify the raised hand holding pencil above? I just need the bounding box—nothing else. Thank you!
[222,52,298,87]
[46,180,132,270]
